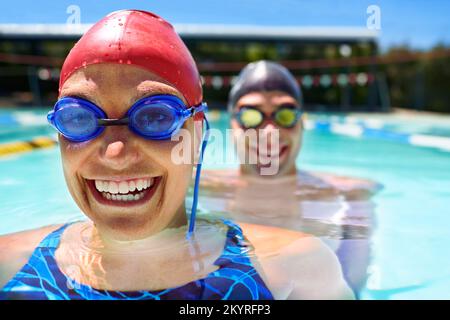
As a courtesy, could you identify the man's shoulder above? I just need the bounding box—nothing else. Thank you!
[305,171,382,199]
[239,222,320,255]
[239,222,354,299]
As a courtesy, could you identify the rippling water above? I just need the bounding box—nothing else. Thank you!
[1,111,450,299]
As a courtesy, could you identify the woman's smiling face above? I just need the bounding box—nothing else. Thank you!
[58,63,196,241]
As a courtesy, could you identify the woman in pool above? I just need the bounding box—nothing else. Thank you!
[0,10,352,300]
[199,61,381,295]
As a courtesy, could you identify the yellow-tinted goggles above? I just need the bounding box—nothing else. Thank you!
[234,105,302,129]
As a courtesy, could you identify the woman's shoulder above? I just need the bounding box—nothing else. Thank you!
[0,224,63,288]
[0,224,64,251]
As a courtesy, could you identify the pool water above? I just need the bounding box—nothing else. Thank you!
[1,110,449,299]
[299,128,450,299]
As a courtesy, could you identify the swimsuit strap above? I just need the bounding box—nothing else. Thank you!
[207,219,274,300]
[36,223,73,249]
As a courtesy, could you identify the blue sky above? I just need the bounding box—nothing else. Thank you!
[0,0,448,50]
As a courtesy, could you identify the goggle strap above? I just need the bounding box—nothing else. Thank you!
[47,110,54,124]
[182,103,207,122]
[193,102,208,115]
[186,116,210,239]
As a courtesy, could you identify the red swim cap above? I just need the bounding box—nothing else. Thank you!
[59,10,203,106]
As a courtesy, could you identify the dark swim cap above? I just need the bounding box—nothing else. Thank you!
[228,60,302,112]
[60,10,202,107]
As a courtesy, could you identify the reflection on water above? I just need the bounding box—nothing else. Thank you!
[56,218,231,291]
[193,169,379,295]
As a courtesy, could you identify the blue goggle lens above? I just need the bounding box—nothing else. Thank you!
[131,103,179,136]
[54,106,98,139]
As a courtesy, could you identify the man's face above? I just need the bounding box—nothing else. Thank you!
[231,91,303,177]
[58,64,196,240]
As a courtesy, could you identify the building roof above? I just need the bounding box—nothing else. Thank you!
[0,23,378,43]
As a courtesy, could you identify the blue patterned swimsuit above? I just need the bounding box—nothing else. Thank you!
[0,220,273,300]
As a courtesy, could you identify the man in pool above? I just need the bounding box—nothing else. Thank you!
[0,10,353,300]
[223,61,380,195]
[199,61,381,295]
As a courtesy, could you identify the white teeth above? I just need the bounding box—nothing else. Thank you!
[95,180,104,192]
[100,191,145,202]
[94,178,156,202]
[109,181,119,194]
[118,181,129,194]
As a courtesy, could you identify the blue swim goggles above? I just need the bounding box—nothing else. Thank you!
[47,94,210,238]
[47,94,208,142]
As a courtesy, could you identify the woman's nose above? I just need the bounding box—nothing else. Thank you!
[99,127,140,170]
[105,141,125,158]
